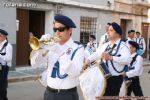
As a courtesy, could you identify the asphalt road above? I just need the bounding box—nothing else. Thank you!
[8,80,84,100]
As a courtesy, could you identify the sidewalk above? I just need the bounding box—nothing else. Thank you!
[8,59,150,83]
[8,66,46,83]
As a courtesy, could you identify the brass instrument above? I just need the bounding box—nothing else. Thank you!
[29,35,60,58]
[29,35,60,50]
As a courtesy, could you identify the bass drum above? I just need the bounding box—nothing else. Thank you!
[79,64,106,100]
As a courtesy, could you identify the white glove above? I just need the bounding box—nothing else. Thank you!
[40,34,52,41]
[30,49,48,68]
[45,43,63,56]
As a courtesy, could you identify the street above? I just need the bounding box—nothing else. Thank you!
[8,80,84,100]
[7,66,150,100]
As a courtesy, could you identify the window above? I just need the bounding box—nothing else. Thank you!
[80,16,97,46]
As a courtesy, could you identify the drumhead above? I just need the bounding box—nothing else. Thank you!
[79,65,106,100]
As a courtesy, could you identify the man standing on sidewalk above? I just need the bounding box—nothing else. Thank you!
[30,15,84,100]
[0,29,13,100]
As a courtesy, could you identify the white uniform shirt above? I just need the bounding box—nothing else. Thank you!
[126,53,143,78]
[0,39,13,67]
[88,39,132,76]
[135,37,146,52]
[31,38,84,89]
[99,33,109,47]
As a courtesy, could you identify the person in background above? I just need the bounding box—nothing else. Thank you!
[84,35,97,59]
[135,31,146,54]
[0,29,13,100]
[126,30,135,42]
[30,15,84,100]
[125,41,144,97]
[29,32,34,39]
[98,23,111,47]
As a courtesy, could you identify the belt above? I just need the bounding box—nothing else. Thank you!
[46,86,77,93]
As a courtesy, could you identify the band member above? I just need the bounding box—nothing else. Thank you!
[84,35,97,58]
[135,31,146,54]
[98,23,111,47]
[0,29,13,100]
[30,15,84,100]
[84,22,131,96]
[125,41,144,96]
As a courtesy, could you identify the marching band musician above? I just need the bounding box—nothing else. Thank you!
[0,29,13,100]
[84,35,97,58]
[125,41,144,97]
[84,22,132,96]
[135,31,146,54]
[30,15,84,100]
[98,23,111,47]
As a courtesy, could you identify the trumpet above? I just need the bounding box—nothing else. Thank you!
[29,35,60,50]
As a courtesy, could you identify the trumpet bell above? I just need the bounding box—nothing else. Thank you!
[29,37,40,50]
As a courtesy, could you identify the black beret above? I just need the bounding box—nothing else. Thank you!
[111,22,123,35]
[54,15,76,28]
[0,29,8,36]
[128,41,140,50]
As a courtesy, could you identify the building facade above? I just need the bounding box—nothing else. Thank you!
[113,0,150,58]
[0,0,149,68]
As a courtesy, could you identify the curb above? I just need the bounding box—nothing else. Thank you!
[8,75,39,83]
[8,64,150,83]
[143,64,150,67]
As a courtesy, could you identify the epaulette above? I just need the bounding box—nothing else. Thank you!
[74,41,82,45]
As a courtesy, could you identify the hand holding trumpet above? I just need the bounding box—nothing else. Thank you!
[29,34,62,58]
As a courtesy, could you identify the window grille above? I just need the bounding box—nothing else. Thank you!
[80,16,97,46]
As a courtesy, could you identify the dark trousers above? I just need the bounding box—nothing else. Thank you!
[0,66,9,100]
[127,76,143,96]
[44,87,79,100]
[103,75,123,96]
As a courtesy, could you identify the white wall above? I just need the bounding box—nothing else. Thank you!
[62,6,113,42]
[0,7,16,44]
[45,10,55,35]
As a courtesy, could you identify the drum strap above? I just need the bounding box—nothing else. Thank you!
[129,54,138,70]
[105,40,125,73]
[51,44,83,79]
[0,41,8,56]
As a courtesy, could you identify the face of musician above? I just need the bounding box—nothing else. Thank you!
[136,33,141,38]
[54,22,72,45]
[108,26,120,41]
[128,32,135,39]
[129,45,136,54]
[0,33,7,42]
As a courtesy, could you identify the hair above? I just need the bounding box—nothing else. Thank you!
[128,30,135,34]
[136,31,141,34]
[107,23,111,25]
[90,35,96,40]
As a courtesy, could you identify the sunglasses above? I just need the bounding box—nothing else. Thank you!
[53,27,67,32]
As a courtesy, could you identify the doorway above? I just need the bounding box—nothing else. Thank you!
[16,9,45,66]
[141,23,148,58]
